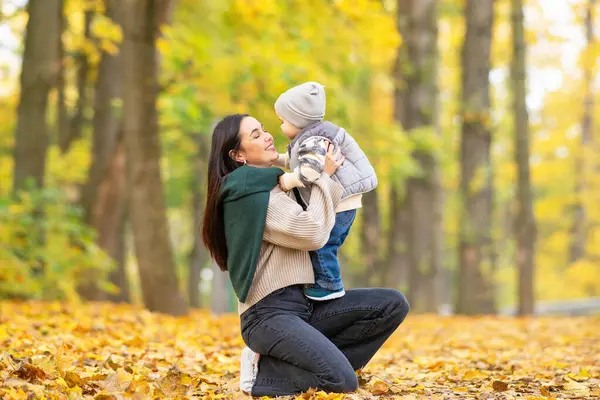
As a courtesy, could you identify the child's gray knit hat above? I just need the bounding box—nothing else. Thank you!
[274,82,326,129]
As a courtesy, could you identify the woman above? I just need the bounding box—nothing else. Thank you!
[202,114,409,396]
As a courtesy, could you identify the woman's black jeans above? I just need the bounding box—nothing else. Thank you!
[240,285,409,397]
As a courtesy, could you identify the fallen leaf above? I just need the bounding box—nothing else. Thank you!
[492,380,509,392]
[64,371,86,388]
[462,369,488,380]
[567,369,590,382]
[13,362,46,382]
[453,387,469,392]
[368,380,390,395]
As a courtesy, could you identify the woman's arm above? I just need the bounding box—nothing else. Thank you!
[263,174,343,251]
[273,152,290,169]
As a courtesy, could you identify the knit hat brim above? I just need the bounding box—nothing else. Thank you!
[274,82,326,129]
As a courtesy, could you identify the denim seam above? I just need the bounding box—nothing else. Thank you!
[310,305,381,325]
[337,210,356,226]
[355,319,378,342]
[316,276,343,284]
[256,377,293,385]
[254,377,309,395]
[315,278,344,292]
[315,250,325,271]
[241,316,258,346]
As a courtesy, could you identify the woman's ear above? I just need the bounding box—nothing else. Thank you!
[229,149,245,164]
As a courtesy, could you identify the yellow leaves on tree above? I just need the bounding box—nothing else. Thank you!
[91,14,123,56]
[161,0,399,141]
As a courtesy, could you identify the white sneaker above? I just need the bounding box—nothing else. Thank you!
[240,347,259,393]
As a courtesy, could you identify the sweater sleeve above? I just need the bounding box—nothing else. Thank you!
[273,153,290,169]
[280,136,329,191]
[263,174,343,251]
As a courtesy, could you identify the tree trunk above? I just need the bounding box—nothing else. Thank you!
[12,0,61,192]
[78,0,129,302]
[122,0,187,316]
[95,140,129,303]
[570,0,596,264]
[189,133,209,308]
[57,0,68,146]
[60,10,92,153]
[360,189,380,285]
[511,0,537,316]
[384,187,408,289]
[395,0,442,313]
[456,0,496,315]
[105,202,129,303]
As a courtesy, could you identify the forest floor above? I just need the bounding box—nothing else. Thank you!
[0,301,598,399]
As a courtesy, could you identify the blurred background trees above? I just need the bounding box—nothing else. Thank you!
[0,0,598,316]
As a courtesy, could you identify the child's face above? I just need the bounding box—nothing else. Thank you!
[276,112,301,140]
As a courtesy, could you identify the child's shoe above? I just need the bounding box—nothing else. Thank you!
[304,284,345,301]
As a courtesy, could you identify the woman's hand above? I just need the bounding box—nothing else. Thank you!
[323,142,345,177]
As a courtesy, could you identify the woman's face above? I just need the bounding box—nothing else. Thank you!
[232,116,278,167]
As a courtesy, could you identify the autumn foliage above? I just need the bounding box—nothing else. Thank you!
[0,301,598,399]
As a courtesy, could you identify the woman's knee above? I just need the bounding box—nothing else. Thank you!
[326,366,358,393]
[344,371,359,392]
[340,370,359,393]
[383,288,410,325]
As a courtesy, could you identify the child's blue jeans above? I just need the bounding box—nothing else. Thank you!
[309,209,357,291]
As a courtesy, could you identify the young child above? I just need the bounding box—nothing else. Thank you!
[274,81,377,301]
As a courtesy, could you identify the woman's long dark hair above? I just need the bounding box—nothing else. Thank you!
[202,114,248,271]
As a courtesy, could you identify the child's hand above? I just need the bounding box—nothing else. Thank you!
[278,174,289,192]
